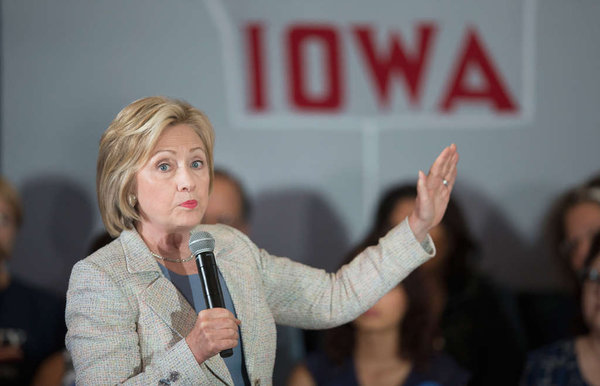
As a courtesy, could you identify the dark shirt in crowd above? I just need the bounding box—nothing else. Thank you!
[441,274,526,386]
[521,339,588,386]
[304,350,470,386]
[0,278,66,386]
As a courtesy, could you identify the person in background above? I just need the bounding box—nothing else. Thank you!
[365,183,525,385]
[288,229,470,386]
[65,96,459,384]
[521,232,600,385]
[202,168,251,234]
[0,176,66,386]
[202,167,305,384]
[32,231,115,386]
[547,175,600,287]
[520,174,600,351]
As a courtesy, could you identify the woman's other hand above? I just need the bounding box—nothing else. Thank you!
[408,144,459,242]
[185,308,241,364]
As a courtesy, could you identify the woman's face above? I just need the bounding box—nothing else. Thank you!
[134,124,210,235]
[581,255,600,333]
[354,285,408,332]
[563,202,600,271]
[390,197,449,274]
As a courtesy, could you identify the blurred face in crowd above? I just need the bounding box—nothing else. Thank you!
[134,124,210,235]
[563,202,600,271]
[390,197,449,274]
[202,176,247,233]
[354,285,408,332]
[581,254,600,333]
[0,196,17,259]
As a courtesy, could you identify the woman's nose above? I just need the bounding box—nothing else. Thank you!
[177,167,196,192]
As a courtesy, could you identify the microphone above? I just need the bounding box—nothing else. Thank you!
[189,231,233,358]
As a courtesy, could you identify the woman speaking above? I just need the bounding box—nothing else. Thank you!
[65,96,458,385]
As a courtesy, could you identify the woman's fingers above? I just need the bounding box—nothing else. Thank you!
[428,144,454,178]
[432,144,459,188]
[445,155,459,191]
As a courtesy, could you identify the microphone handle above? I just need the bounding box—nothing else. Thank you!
[196,252,233,358]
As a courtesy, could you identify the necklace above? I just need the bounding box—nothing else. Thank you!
[150,251,195,263]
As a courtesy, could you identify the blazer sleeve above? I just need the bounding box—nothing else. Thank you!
[254,217,435,328]
[65,260,208,385]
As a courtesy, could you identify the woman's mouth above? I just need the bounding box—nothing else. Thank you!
[180,200,198,209]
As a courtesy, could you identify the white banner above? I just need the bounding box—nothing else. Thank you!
[205,0,536,129]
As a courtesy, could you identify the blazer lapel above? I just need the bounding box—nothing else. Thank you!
[216,256,260,380]
[141,277,197,338]
[121,228,234,385]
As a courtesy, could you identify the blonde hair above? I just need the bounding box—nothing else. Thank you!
[0,177,23,228]
[97,96,215,237]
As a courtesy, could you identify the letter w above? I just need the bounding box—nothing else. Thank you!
[353,24,436,108]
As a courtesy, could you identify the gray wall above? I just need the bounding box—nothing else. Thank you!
[2,0,600,297]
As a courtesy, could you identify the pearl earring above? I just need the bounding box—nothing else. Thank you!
[128,194,137,207]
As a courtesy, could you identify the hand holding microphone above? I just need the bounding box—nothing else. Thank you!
[185,231,238,362]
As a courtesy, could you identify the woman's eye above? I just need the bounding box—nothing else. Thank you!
[191,160,203,169]
[158,163,170,172]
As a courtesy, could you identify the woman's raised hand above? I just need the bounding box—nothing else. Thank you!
[408,144,459,242]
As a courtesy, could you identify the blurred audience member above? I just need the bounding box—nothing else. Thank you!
[521,232,600,385]
[0,176,65,385]
[547,175,600,287]
[202,167,305,384]
[520,174,600,350]
[365,183,525,385]
[288,232,470,386]
[202,168,251,234]
[32,231,115,386]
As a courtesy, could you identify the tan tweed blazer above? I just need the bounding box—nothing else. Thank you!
[65,219,433,385]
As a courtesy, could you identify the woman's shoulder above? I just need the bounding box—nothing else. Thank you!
[77,235,127,270]
[70,232,139,287]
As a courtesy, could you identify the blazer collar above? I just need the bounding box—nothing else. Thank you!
[120,227,162,274]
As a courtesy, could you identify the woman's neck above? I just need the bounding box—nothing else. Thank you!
[354,327,412,386]
[136,222,199,275]
[136,222,190,257]
[587,332,600,359]
[354,327,402,362]
[576,333,600,385]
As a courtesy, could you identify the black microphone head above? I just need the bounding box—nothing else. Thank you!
[189,231,215,256]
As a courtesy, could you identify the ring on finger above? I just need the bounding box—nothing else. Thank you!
[442,178,449,187]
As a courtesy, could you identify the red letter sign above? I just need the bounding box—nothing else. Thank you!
[246,23,267,111]
[353,24,436,108]
[288,25,343,111]
[440,28,517,112]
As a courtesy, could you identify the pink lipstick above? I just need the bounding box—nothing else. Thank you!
[180,200,198,209]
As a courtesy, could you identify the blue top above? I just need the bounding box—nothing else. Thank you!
[305,350,470,386]
[159,265,250,386]
[521,339,589,386]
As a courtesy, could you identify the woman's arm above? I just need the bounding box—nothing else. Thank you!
[257,217,434,329]
[65,260,208,385]
[259,145,458,329]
